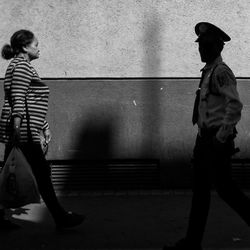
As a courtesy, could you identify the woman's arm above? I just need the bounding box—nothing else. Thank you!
[11,61,32,143]
[42,120,52,144]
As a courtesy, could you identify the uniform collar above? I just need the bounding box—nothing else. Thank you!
[200,55,223,72]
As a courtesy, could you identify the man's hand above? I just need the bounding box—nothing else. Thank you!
[212,136,226,153]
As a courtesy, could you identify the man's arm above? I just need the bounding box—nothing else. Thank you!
[216,68,243,142]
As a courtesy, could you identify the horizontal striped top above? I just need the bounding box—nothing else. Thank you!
[0,56,50,144]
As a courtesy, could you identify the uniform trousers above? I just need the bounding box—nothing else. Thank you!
[186,131,250,245]
[3,143,66,221]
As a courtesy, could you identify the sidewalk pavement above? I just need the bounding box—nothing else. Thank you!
[1,190,250,250]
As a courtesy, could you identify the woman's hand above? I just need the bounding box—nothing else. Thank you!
[11,117,21,146]
[43,129,52,144]
[11,126,21,146]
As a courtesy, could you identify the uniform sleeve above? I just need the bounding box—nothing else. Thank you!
[216,68,243,142]
[11,62,32,118]
[42,120,50,130]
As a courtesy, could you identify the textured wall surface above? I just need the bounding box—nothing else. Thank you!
[0,0,250,77]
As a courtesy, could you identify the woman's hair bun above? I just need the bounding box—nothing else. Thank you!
[1,44,15,60]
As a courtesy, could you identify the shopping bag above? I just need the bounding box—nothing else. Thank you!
[0,147,40,208]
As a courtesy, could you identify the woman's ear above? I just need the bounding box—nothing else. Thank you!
[22,46,28,53]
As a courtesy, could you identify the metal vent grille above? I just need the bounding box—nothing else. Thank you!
[48,159,160,192]
[232,159,250,188]
[1,158,250,191]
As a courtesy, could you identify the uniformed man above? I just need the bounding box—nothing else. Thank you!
[163,22,250,250]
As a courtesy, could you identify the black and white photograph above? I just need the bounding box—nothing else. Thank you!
[0,1,250,250]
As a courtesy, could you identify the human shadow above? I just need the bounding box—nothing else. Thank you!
[140,10,161,158]
[60,109,117,192]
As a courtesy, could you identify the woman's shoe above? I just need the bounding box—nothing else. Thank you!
[55,211,85,229]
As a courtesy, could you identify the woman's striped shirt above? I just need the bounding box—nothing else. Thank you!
[0,56,50,144]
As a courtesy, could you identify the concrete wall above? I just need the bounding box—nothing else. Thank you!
[0,0,250,77]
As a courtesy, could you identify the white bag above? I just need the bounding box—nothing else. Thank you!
[0,147,40,208]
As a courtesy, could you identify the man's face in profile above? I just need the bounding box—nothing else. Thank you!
[198,35,222,63]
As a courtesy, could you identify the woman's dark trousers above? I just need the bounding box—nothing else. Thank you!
[4,143,65,220]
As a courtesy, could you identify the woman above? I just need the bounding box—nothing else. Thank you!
[0,30,84,229]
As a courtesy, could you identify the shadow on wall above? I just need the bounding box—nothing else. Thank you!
[56,13,166,192]
[72,112,115,160]
[141,11,161,158]
[59,108,117,191]
[52,12,193,192]
[141,12,194,188]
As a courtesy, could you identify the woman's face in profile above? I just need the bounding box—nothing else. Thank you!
[25,36,40,61]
